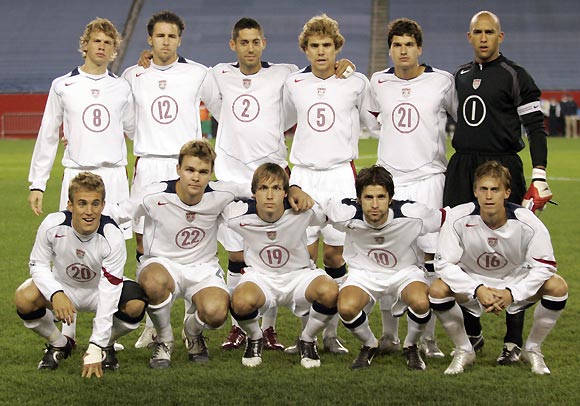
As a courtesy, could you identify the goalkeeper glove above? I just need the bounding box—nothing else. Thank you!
[522,168,552,213]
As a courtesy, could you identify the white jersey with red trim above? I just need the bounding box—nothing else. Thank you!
[435,201,557,301]
[112,180,250,266]
[208,62,298,182]
[28,211,126,347]
[224,200,325,273]
[122,57,212,157]
[29,68,133,191]
[283,67,378,170]
[370,65,457,186]
[326,198,445,273]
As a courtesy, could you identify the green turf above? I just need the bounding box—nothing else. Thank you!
[0,137,579,406]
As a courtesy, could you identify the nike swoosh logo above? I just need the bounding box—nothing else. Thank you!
[55,234,66,238]
[122,225,131,231]
[221,70,229,74]
[157,202,168,206]
[466,224,478,227]
[294,78,305,83]
[136,72,145,77]
[378,79,388,84]
[460,69,471,75]
[64,83,75,86]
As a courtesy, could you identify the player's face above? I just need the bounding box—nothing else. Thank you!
[253,177,287,221]
[148,22,182,65]
[359,184,391,227]
[176,155,212,205]
[305,35,338,78]
[83,31,116,67]
[67,189,105,236]
[468,14,504,63]
[230,28,266,75]
[389,34,422,70]
[474,175,511,218]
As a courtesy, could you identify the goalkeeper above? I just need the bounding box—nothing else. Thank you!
[442,11,552,367]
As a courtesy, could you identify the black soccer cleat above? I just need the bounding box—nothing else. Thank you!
[37,337,74,370]
[350,345,378,370]
[101,345,120,371]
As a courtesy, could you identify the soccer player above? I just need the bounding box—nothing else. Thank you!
[225,163,338,368]
[431,161,567,375]
[14,172,147,378]
[326,166,445,370]
[443,11,553,365]
[369,18,457,358]
[283,14,377,354]
[122,10,216,348]
[110,140,312,368]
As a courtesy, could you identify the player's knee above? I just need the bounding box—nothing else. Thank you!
[231,292,257,317]
[428,279,450,299]
[315,279,339,308]
[409,296,431,315]
[543,274,568,297]
[138,266,171,300]
[337,298,361,321]
[14,279,43,313]
[200,304,229,328]
[120,299,147,319]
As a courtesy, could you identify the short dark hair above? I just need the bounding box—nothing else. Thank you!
[68,171,105,202]
[232,17,263,40]
[473,161,511,191]
[251,163,289,194]
[355,165,395,199]
[178,140,216,170]
[387,18,423,47]
[147,10,185,37]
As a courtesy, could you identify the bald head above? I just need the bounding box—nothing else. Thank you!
[467,10,504,63]
[470,11,501,32]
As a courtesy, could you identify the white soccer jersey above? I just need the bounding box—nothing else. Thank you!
[122,57,212,157]
[224,200,325,273]
[283,67,378,170]
[208,62,298,183]
[112,180,250,265]
[326,198,445,273]
[28,211,126,347]
[29,68,133,191]
[435,202,557,301]
[370,66,457,186]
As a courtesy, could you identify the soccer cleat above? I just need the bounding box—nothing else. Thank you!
[185,332,209,363]
[403,345,426,371]
[420,337,445,358]
[299,339,321,368]
[522,349,550,375]
[469,334,485,352]
[37,337,74,370]
[350,345,378,370]
[444,349,475,375]
[497,343,521,365]
[149,341,173,369]
[101,345,119,371]
[322,335,349,354]
[378,335,401,355]
[242,337,264,367]
[135,325,157,349]
[221,325,247,350]
[262,327,285,351]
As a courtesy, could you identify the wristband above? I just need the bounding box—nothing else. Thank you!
[531,168,546,181]
[84,343,103,365]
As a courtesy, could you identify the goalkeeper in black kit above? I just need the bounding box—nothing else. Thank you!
[442,10,553,366]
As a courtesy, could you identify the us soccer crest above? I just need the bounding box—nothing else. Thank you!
[185,211,195,222]
[76,249,85,259]
[487,237,498,247]
[243,78,251,89]
[401,88,411,98]
[374,236,385,244]
[317,87,326,97]
[472,79,481,90]
[91,89,100,98]
[159,80,167,90]
[267,231,277,240]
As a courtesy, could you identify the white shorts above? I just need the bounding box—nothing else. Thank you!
[60,166,131,239]
[131,156,179,234]
[290,164,356,246]
[393,173,444,254]
[343,266,428,317]
[239,267,329,317]
[138,256,228,313]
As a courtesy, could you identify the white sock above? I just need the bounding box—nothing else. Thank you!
[109,317,139,345]
[148,293,174,343]
[341,311,378,348]
[24,309,67,347]
[403,309,429,348]
[322,314,339,338]
[227,270,243,328]
[261,307,278,330]
[430,298,472,352]
[237,315,262,341]
[61,314,76,340]
[380,309,399,340]
[301,304,334,342]
[422,315,438,340]
[524,295,567,351]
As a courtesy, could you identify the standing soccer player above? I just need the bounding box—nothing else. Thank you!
[225,163,338,369]
[283,14,377,354]
[369,18,457,358]
[443,11,553,365]
[431,161,567,375]
[15,172,147,378]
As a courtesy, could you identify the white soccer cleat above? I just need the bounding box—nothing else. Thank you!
[242,338,263,368]
[420,337,445,358]
[444,349,475,375]
[149,341,174,369]
[135,325,157,349]
[299,339,321,369]
[522,349,550,375]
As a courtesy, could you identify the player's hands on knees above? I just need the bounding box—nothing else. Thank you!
[28,190,44,216]
[334,59,355,79]
[138,50,153,68]
[475,285,502,314]
[288,186,314,212]
[51,291,77,325]
[82,343,103,379]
